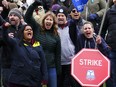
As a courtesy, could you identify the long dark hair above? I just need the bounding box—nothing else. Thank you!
[18,24,28,46]
[18,24,35,46]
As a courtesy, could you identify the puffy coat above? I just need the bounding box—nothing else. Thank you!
[102,4,116,51]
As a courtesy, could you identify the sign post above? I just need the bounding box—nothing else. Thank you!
[71,48,110,87]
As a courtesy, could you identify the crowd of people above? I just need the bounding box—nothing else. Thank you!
[0,0,116,87]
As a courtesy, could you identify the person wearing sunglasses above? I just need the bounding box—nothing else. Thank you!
[68,4,86,54]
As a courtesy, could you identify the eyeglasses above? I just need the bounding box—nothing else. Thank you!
[72,9,78,13]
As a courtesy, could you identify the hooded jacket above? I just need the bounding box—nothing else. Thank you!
[3,26,48,86]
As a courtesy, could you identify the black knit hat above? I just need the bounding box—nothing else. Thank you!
[69,4,79,14]
[8,8,22,19]
[56,6,68,17]
[69,4,75,13]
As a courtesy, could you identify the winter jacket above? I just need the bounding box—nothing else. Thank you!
[78,34,110,57]
[0,15,5,46]
[3,27,48,86]
[1,23,23,68]
[102,4,116,51]
[25,2,61,75]
[0,15,5,26]
[58,24,75,65]
[69,18,86,53]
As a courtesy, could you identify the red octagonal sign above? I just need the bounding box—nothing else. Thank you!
[71,48,110,87]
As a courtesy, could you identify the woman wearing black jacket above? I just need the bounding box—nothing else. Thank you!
[25,1,61,87]
[3,23,48,87]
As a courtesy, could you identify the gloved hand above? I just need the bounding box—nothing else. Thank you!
[88,14,98,20]
[32,0,43,6]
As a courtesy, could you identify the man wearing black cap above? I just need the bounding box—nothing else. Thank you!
[56,6,82,87]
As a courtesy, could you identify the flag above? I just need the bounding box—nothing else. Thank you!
[72,0,88,12]
[82,0,88,4]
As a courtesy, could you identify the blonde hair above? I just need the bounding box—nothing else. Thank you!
[81,21,94,33]
[41,11,58,35]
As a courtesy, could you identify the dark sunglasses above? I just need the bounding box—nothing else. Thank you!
[72,9,78,13]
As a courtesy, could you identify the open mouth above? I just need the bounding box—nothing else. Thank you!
[46,22,51,26]
[58,19,64,23]
[86,32,91,36]
[10,19,16,22]
[73,14,79,18]
[87,32,91,35]
[85,32,92,38]
[46,23,51,26]
[10,18,15,21]
[27,33,32,36]
[74,14,79,16]
[58,19,64,21]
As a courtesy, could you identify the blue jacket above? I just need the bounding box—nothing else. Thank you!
[78,34,110,57]
[3,27,48,86]
[69,18,86,54]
